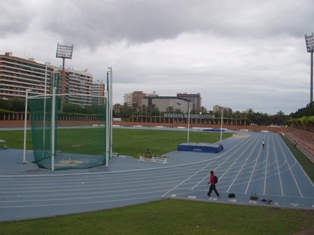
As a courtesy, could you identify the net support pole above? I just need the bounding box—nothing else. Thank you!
[108,67,113,161]
[105,67,113,167]
[105,87,109,166]
[43,63,48,159]
[220,109,223,143]
[187,101,190,143]
[23,89,31,163]
[51,87,56,171]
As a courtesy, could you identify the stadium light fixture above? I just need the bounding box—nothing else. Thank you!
[304,33,314,105]
[56,43,74,111]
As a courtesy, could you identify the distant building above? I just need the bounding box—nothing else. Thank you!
[213,105,232,113]
[132,91,146,107]
[0,52,52,99]
[47,66,93,106]
[92,80,105,105]
[142,96,189,113]
[176,93,202,111]
[123,92,132,106]
[124,91,158,107]
[0,52,94,106]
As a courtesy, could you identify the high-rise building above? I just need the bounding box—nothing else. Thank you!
[92,80,105,105]
[123,91,158,107]
[0,52,94,106]
[142,96,189,112]
[123,92,132,106]
[0,52,52,99]
[176,93,202,112]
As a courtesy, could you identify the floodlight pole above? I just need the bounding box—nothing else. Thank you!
[56,43,73,112]
[61,58,65,111]
[304,33,314,105]
[310,51,313,104]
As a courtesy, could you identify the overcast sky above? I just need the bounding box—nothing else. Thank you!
[1,0,313,115]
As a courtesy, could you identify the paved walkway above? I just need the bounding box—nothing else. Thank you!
[0,131,313,222]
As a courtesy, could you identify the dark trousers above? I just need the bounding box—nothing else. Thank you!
[207,184,219,196]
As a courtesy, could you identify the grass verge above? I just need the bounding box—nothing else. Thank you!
[280,134,314,183]
[0,199,313,235]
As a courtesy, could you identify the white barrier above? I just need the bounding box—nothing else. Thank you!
[0,140,7,149]
[138,154,169,164]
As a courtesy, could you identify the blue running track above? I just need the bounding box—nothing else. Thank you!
[0,131,313,222]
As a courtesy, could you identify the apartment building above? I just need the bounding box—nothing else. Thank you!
[123,92,132,106]
[0,52,94,106]
[92,80,106,105]
[0,52,52,99]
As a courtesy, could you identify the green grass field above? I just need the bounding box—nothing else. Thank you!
[0,128,313,234]
[0,128,232,157]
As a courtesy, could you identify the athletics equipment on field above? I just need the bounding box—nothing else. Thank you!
[23,68,113,170]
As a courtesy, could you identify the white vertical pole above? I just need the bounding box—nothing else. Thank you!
[51,87,56,171]
[187,102,190,143]
[109,67,113,160]
[43,63,49,158]
[220,109,223,143]
[105,72,110,167]
[23,89,30,163]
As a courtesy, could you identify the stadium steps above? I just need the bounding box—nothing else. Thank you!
[285,129,314,163]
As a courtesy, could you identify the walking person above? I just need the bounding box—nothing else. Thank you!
[206,171,219,197]
[262,139,265,148]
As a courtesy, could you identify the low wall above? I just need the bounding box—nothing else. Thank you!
[0,119,292,133]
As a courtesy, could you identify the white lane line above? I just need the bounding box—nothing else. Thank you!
[263,134,271,195]
[245,138,263,194]
[274,136,284,196]
[191,137,251,190]
[276,135,304,198]
[162,160,215,197]
[227,135,261,192]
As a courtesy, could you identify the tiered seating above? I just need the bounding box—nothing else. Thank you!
[285,129,314,163]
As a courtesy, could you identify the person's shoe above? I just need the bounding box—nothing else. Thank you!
[206,194,210,197]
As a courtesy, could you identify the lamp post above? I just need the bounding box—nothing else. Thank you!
[56,43,74,111]
[304,33,314,105]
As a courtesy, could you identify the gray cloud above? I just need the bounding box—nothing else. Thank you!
[1,0,313,114]
[31,0,314,49]
[0,1,35,37]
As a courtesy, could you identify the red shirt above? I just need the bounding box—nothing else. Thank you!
[208,174,215,184]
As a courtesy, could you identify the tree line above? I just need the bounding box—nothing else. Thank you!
[1,97,313,126]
